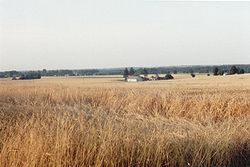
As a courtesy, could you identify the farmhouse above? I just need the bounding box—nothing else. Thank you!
[126,74,174,82]
[126,76,144,82]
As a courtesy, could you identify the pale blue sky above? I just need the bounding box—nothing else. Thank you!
[0,0,250,71]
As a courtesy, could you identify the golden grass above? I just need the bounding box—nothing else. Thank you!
[0,74,250,167]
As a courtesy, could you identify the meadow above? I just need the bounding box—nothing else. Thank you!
[0,74,249,167]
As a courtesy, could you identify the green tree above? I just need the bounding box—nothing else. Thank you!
[129,67,135,76]
[213,67,219,76]
[239,68,245,74]
[42,69,47,76]
[218,70,224,76]
[189,69,194,74]
[229,66,238,75]
[123,68,129,79]
[142,68,148,77]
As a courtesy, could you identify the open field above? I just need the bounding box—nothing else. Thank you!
[0,74,250,167]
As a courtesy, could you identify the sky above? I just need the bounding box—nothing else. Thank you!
[0,0,250,71]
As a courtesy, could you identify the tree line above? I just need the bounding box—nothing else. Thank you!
[124,65,246,79]
[0,64,249,78]
[213,66,245,76]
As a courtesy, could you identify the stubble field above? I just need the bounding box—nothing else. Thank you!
[0,74,250,167]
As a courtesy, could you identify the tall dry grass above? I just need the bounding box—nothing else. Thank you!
[0,75,250,167]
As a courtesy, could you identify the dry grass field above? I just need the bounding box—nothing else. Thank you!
[0,74,250,167]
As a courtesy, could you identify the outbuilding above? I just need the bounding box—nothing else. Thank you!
[126,76,144,82]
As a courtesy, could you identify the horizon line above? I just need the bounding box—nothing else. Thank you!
[1,63,250,72]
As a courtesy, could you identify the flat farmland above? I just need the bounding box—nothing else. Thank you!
[0,74,250,167]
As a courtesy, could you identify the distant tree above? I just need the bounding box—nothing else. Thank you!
[123,68,129,79]
[239,68,245,74]
[247,67,250,73]
[19,72,41,80]
[129,67,135,76]
[218,70,224,76]
[142,68,148,77]
[189,69,194,74]
[42,69,47,76]
[237,67,241,74]
[229,66,238,75]
[173,70,177,74]
[0,73,5,78]
[37,73,42,79]
[213,67,219,76]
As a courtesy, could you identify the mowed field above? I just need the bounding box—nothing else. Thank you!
[0,74,250,167]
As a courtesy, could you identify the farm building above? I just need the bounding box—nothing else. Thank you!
[155,74,174,80]
[126,76,145,82]
[164,74,174,80]
[149,76,157,81]
[126,74,174,82]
